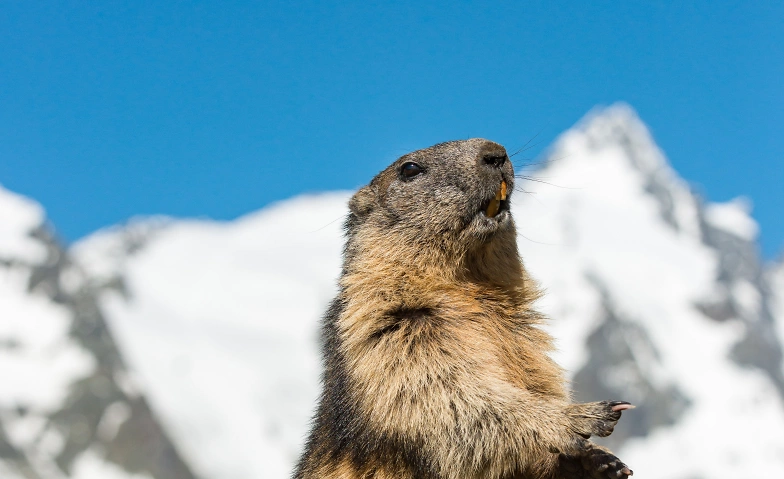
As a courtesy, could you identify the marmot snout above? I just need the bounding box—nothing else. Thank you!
[295,139,634,479]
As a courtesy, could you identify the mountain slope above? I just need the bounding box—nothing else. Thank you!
[72,195,349,479]
[0,186,195,479]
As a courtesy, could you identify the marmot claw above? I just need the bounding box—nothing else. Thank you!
[567,400,635,438]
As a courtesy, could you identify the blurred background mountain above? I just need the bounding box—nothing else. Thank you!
[2,105,783,479]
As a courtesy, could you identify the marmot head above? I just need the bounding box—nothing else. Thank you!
[345,139,518,275]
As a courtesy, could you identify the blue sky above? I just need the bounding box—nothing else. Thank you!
[1,1,782,258]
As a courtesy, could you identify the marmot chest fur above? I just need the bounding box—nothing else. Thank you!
[295,139,633,479]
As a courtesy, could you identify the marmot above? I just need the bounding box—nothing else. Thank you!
[295,139,634,479]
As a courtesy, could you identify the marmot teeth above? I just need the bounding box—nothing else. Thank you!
[485,180,507,218]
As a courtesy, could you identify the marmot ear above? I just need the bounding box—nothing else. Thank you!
[349,185,376,218]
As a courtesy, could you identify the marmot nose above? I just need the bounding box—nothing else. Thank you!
[482,152,507,169]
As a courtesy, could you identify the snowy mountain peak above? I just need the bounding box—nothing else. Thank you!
[534,104,704,243]
[0,184,47,263]
[563,103,667,174]
[565,105,761,245]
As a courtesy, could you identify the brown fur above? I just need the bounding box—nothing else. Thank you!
[294,139,632,479]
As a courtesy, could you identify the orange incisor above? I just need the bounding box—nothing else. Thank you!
[485,180,507,218]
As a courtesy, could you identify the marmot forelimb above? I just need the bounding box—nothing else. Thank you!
[295,139,634,479]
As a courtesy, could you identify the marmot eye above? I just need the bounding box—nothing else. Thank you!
[400,162,424,179]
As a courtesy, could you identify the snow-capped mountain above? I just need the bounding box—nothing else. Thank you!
[0,188,195,479]
[2,104,783,478]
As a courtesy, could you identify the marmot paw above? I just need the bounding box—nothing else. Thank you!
[566,401,634,438]
[579,442,633,478]
[557,441,633,479]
